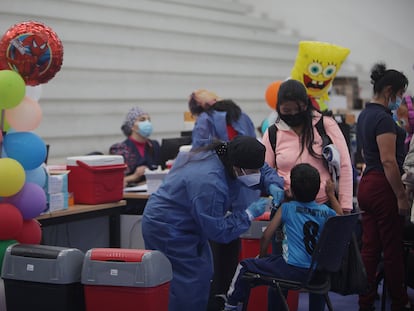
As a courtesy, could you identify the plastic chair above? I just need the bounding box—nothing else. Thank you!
[241,213,360,311]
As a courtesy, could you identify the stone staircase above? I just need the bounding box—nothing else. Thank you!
[0,0,367,162]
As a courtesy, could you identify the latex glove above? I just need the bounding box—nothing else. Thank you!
[246,197,270,220]
[269,184,284,207]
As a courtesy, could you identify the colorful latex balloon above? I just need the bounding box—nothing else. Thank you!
[290,41,350,111]
[0,21,64,86]
[0,69,26,109]
[25,164,47,189]
[260,111,278,134]
[4,182,47,220]
[0,202,24,239]
[15,219,42,244]
[5,96,42,131]
[3,131,47,170]
[0,157,25,197]
[265,80,283,110]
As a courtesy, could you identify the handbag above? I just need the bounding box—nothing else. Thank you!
[330,232,368,295]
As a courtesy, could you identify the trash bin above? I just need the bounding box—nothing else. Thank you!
[82,248,172,311]
[239,212,299,311]
[1,244,85,311]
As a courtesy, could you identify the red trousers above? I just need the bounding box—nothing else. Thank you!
[357,170,408,310]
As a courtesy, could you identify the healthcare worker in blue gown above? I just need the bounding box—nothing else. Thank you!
[142,136,284,311]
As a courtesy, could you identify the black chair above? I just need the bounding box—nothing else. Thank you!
[241,213,360,311]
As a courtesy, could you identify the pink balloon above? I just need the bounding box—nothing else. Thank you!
[4,182,47,220]
[5,96,42,131]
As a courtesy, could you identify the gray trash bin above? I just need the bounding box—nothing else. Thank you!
[82,248,172,311]
[1,244,85,311]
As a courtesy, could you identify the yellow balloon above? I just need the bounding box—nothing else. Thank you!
[290,41,350,106]
[0,157,25,196]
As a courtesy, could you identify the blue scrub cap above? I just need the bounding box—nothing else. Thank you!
[121,107,148,136]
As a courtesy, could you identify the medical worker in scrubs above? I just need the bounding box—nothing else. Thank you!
[142,136,284,311]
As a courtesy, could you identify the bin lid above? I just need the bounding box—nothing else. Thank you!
[90,248,150,262]
[82,248,172,287]
[1,244,85,284]
[66,155,124,166]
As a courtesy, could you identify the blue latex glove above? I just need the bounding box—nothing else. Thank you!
[246,197,270,220]
[269,184,285,207]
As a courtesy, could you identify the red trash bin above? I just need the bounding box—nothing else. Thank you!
[82,248,172,311]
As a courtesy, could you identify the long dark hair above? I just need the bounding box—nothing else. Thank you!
[207,99,242,124]
[276,79,321,159]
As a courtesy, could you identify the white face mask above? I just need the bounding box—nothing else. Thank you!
[237,173,261,187]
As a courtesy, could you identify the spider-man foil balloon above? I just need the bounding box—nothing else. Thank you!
[0,21,63,86]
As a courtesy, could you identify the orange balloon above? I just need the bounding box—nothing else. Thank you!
[265,80,283,109]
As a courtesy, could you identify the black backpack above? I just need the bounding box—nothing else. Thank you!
[267,116,332,152]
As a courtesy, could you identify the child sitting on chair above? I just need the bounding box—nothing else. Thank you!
[223,163,342,310]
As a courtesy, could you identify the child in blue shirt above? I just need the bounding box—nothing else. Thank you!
[224,163,342,310]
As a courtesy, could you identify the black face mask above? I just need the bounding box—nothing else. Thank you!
[279,111,307,127]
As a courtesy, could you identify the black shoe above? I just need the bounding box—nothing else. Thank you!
[359,307,375,311]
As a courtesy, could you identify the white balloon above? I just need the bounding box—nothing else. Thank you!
[25,85,42,101]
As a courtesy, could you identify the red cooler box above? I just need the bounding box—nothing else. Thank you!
[82,248,172,311]
[240,212,298,311]
[66,155,126,204]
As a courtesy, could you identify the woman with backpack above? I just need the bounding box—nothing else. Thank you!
[262,79,353,311]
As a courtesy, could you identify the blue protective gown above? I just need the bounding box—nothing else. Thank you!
[191,110,256,148]
[142,150,283,311]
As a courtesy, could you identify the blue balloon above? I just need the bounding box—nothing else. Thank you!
[25,165,47,189]
[3,132,47,170]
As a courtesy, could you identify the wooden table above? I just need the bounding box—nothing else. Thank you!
[37,200,126,248]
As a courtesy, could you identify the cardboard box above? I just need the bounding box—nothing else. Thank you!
[46,192,69,212]
[66,155,126,204]
[47,171,69,194]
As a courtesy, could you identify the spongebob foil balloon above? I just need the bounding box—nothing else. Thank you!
[291,41,350,111]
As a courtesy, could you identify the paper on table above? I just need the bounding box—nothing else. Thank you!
[124,184,148,192]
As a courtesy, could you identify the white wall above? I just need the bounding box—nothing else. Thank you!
[2,0,409,162]
[238,0,414,97]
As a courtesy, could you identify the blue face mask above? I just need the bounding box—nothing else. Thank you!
[237,173,261,187]
[136,120,153,138]
[388,96,402,111]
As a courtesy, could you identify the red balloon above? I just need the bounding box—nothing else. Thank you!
[0,21,64,86]
[265,80,283,110]
[15,219,42,244]
[0,203,24,240]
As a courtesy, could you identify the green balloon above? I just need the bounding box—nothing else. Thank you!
[0,70,26,109]
[0,240,17,271]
